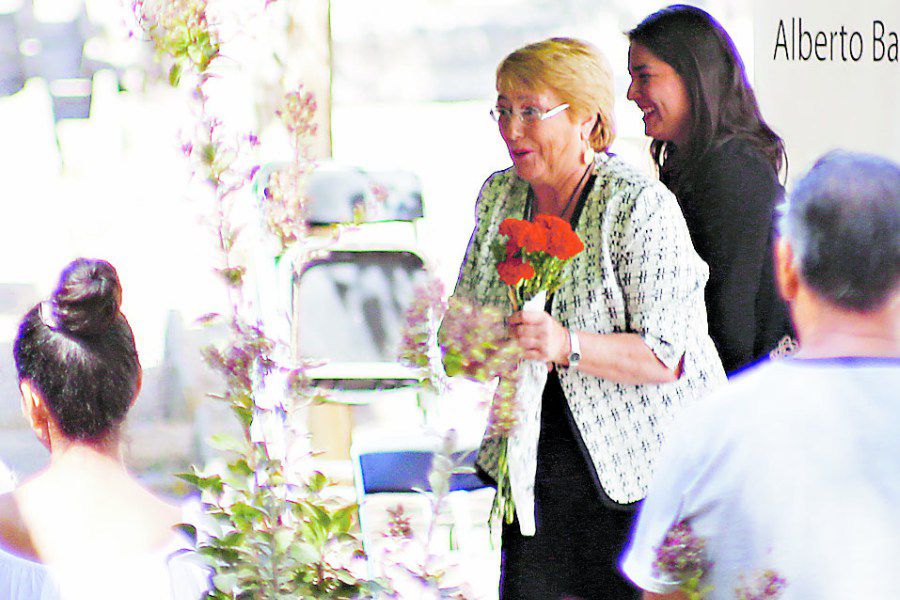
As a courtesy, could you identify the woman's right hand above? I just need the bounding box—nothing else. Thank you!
[508,309,569,366]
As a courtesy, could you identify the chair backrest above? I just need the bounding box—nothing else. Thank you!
[353,445,485,496]
[360,450,485,494]
[255,161,424,225]
[293,248,428,390]
[350,435,490,577]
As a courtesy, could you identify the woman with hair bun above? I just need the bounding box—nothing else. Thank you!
[627,5,794,374]
[0,258,208,599]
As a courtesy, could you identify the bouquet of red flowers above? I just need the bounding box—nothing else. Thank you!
[488,214,585,533]
[494,215,585,309]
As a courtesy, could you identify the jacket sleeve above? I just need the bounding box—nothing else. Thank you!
[449,170,509,303]
[615,182,710,371]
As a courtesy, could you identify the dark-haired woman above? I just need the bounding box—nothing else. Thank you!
[0,259,208,599]
[627,5,794,375]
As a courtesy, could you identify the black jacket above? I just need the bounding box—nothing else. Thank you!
[662,138,794,374]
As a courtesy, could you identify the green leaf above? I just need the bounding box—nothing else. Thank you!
[199,43,218,70]
[202,143,216,165]
[443,349,463,377]
[291,542,319,563]
[187,43,203,66]
[176,471,224,495]
[330,505,357,534]
[273,528,294,553]
[212,572,238,593]
[297,518,326,547]
[197,545,240,564]
[216,531,245,547]
[232,404,253,428]
[172,24,190,49]
[228,457,253,477]
[307,471,328,493]
[334,567,361,585]
[168,62,182,87]
[298,501,331,529]
[229,502,266,532]
[208,433,245,453]
[217,266,246,288]
[175,523,197,545]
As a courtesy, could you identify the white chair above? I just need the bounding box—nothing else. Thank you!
[291,244,431,458]
[350,432,489,565]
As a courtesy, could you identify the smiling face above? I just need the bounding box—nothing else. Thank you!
[496,87,587,191]
[627,42,692,147]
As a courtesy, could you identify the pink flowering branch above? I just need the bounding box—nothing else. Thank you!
[654,520,713,599]
[131,2,375,595]
[735,569,788,600]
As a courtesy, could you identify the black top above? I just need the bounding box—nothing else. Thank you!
[662,137,793,374]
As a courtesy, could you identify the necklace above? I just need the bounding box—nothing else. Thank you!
[558,163,593,219]
[527,162,593,222]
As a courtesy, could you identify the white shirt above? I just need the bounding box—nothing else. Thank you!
[0,461,14,494]
[621,357,900,599]
[0,525,209,600]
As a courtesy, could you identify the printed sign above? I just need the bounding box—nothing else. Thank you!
[754,0,899,175]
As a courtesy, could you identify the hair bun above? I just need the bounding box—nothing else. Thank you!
[51,258,123,336]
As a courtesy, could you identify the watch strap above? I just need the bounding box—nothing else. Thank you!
[568,329,581,368]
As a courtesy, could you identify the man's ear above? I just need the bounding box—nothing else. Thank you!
[775,237,800,303]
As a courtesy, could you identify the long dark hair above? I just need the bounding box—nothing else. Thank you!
[628,5,786,194]
[13,258,141,442]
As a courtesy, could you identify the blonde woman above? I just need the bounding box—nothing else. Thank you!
[450,38,725,598]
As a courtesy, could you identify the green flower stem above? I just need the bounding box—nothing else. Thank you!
[489,438,516,530]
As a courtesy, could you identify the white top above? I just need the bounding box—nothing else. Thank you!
[621,357,900,599]
[0,461,14,494]
[0,523,209,600]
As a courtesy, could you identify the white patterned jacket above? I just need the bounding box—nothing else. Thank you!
[453,153,727,504]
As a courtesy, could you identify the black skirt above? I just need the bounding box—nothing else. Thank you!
[499,371,641,600]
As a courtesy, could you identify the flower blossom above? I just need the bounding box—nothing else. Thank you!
[654,519,711,584]
[534,214,584,259]
[398,277,447,391]
[497,257,535,287]
[385,505,414,540]
[735,569,788,600]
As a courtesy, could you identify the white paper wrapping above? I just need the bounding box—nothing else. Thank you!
[506,289,548,536]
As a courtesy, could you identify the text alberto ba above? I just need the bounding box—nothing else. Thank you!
[773,18,898,62]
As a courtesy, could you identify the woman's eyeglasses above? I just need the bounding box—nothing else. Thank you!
[490,103,569,125]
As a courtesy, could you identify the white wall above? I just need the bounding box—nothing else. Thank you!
[753,0,900,178]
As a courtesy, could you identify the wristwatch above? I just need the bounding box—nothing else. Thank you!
[567,329,581,368]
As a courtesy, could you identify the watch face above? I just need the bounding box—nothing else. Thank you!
[571,352,581,362]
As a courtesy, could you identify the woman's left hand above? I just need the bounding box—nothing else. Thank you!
[508,310,569,364]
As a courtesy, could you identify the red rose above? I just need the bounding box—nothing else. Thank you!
[520,224,547,253]
[498,218,547,254]
[497,256,535,287]
[498,218,529,246]
[534,214,584,260]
